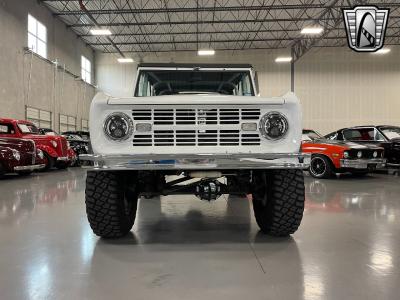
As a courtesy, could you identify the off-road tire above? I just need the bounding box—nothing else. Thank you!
[85,171,139,238]
[309,155,334,179]
[252,169,305,236]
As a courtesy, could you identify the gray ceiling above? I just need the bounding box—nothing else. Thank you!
[41,0,400,60]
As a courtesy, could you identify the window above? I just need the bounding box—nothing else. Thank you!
[380,126,400,140]
[59,114,76,133]
[0,124,15,134]
[28,14,47,58]
[18,123,39,134]
[135,70,254,97]
[26,106,52,129]
[81,56,91,84]
[81,119,89,131]
[343,128,385,141]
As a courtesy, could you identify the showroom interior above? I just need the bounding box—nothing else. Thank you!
[0,0,399,299]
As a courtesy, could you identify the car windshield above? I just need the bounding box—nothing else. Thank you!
[380,127,400,140]
[65,134,83,140]
[18,123,39,134]
[135,69,254,96]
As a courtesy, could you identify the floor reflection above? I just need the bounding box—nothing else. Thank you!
[0,169,84,225]
[304,174,400,220]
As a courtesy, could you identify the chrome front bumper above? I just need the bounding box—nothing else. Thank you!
[80,153,310,171]
[340,158,386,169]
[57,157,69,161]
[14,164,46,171]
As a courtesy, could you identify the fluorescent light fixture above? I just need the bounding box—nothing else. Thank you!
[90,28,112,35]
[301,27,324,35]
[117,57,134,63]
[198,49,215,56]
[275,57,292,63]
[373,48,391,54]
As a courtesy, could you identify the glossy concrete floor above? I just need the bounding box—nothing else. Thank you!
[0,169,399,300]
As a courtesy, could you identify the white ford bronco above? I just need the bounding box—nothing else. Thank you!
[83,63,309,238]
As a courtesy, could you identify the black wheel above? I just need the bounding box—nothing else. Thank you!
[252,169,305,236]
[42,152,55,171]
[56,162,69,169]
[309,155,333,179]
[17,170,33,176]
[0,163,5,179]
[85,171,139,238]
[351,170,369,177]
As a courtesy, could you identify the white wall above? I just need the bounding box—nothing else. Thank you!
[0,0,95,131]
[296,46,400,134]
[95,47,400,135]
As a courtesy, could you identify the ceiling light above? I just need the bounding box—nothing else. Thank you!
[117,57,134,63]
[301,27,324,35]
[275,57,292,63]
[198,49,215,56]
[373,48,391,54]
[90,28,112,35]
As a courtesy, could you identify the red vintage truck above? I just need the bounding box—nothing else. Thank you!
[0,118,75,170]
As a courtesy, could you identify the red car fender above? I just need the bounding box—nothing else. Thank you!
[301,142,348,169]
[36,144,58,158]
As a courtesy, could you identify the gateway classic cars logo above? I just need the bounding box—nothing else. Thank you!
[343,6,389,52]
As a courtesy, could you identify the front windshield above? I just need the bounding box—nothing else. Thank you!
[135,69,254,96]
[380,127,400,140]
[18,123,39,134]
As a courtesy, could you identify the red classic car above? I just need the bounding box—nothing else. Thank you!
[0,137,45,177]
[301,129,386,178]
[0,118,74,170]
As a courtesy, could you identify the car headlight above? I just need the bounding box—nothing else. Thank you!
[259,112,289,140]
[373,151,378,158]
[37,149,44,160]
[343,151,350,159]
[103,112,133,141]
[51,140,58,148]
[12,149,20,161]
[357,151,362,158]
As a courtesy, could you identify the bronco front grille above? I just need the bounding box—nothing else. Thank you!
[133,130,261,147]
[131,108,261,147]
[132,108,260,125]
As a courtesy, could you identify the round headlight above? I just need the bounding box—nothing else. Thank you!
[259,112,289,140]
[51,140,58,148]
[343,151,349,158]
[12,149,21,161]
[103,112,133,141]
[357,151,362,158]
[373,151,378,158]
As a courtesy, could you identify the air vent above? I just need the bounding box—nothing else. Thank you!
[132,109,151,121]
[154,110,173,125]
